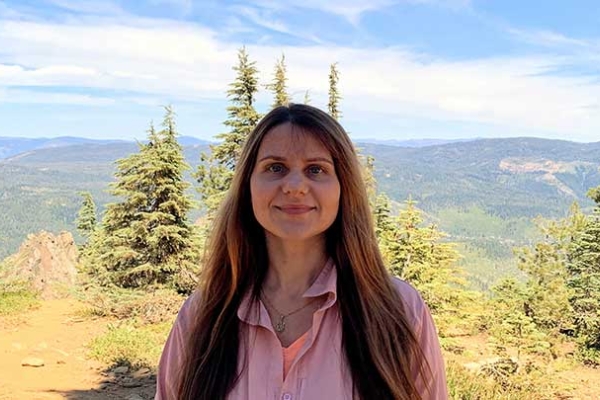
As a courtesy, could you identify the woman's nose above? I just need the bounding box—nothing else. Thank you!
[282,170,308,195]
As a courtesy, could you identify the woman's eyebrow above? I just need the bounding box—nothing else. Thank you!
[257,155,333,165]
[257,155,285,163]
[306,157,334,165]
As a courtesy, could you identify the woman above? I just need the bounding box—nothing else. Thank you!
[156,104,447,399]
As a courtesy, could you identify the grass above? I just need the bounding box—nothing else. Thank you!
[88,320,172,369]
[80,284,183,370]
[0,282,40,316]
[446,359,559,400]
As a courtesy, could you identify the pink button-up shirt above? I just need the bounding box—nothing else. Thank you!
[156,261,448,399]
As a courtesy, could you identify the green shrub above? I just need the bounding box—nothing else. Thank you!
[0,281,39,316]
[447,359,557,399]
[88,320,172,369]
[77,285,184,324]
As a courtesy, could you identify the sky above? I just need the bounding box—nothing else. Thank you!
[0,0,599,142]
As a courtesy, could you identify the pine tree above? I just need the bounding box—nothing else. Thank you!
[88,107,198,290]
[514,204,584,334]
[382,200,471,315]
[195,47,261,216]
[567,191,600,365]
[362,155,378,211]
[328,63,341,120]
[375,199,478,337]
[489,278,552,358]
[76,191,97,239]
[265,54,290,108]
[303,90,311,104]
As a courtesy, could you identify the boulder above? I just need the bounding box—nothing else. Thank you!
[21,357,45,367]
[1,231,78,298]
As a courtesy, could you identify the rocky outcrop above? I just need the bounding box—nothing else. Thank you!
[1,231,78,298]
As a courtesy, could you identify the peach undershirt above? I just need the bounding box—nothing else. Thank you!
[282,330,309,379]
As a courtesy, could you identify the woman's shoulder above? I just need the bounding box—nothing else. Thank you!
[389,276,428,326]
[173,290,201,330]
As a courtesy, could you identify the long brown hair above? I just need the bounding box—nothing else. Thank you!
[177,104,430,399]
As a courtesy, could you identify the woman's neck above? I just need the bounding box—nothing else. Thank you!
[262,234,328,299]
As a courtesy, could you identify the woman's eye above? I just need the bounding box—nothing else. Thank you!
[267,163,285,173]
[307,165,324,175]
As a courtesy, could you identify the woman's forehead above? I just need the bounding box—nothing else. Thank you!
[257,123,332,158]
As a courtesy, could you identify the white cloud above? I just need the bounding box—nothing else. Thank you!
[507,28,593,49]
[0,88,115,106]
[0,11,599,140]
[228,5,324,43]
[0,1,24,18]
[246,0,398,25]
[42,0,124,15]
[246,0,471,25]
[233,6,292,35]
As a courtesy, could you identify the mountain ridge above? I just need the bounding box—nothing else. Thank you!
[1,136,599,270]
[0,136,212,160]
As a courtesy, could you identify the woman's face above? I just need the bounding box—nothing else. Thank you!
[250,122,341,244]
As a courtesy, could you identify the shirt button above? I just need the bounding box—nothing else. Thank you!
[282,393,292,400]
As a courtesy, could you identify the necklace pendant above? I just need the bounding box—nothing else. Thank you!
[275,316,286,332]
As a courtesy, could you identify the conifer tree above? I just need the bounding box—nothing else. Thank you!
[195,47,260,215]
[567,190,600,364]
[489,278,552,358]
[362,155,378,210]
[513,203,584,334]
[89,107,198,289]
[328,62,341,120]
[265,54,290,108]
[76,191,97,239]
[488,203,587,360]
[303,90,311,104]
[382,199,469,314]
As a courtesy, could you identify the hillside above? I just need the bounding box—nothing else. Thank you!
[361,137,599,218]
[1,136,599,287]
[0,136,210,160]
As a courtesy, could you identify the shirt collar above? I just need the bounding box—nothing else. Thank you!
[237,258,338,326]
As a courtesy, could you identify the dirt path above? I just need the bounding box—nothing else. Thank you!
[0,299,156,400]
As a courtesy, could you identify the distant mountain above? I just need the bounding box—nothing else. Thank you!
[0,136,211,160]
[178,136,213,146]
[355,138,478,147]
[362,137,599,217]
[2,136,600,287]
[0,136,124,159]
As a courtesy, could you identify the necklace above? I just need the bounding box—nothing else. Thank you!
[261,292,321,333]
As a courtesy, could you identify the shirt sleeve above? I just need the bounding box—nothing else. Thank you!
[155,293,197,400]
[414,296,449,400]
[392,278,449,400]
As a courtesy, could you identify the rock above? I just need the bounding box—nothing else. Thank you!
[56,359,66,365]
[112,365,129,374]
[132,367,151,378]
[120,381,142,388]
[0,231,78,299]
[126,394,145,400]
[21,357,45,367]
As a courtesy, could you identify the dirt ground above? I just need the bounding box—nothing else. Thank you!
[0,299,156,400]
[2,298,599,400]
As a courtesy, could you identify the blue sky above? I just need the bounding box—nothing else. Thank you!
[0,0,599,142]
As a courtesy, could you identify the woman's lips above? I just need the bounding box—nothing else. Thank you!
[277,205,315,214]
